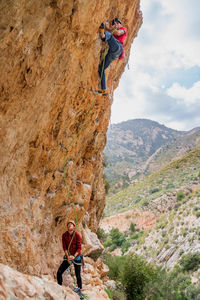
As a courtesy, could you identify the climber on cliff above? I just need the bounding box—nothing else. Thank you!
[98,18,127,96]
[57,220,83,298]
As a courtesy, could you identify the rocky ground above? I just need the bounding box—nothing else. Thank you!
[0,262,110,300]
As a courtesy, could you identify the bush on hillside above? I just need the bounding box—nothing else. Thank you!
[177,190,185,201]
[179,252,200,272]
[166,183,175,189]
[103,174,110,194]
[129,222,136,232]
[97,228,108,242]
[150,187,160,194]
[146,268,194,300]
[195,211,200,218]
[109,228,126,249]
[120,254,158,300]
[121,240,131,254]
[185,284,200,300]
[102,253,124,281]
[103,253,200,300]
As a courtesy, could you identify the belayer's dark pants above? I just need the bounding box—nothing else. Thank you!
[57,260,82,289]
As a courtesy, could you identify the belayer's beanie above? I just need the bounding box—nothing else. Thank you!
[112,17,122,25]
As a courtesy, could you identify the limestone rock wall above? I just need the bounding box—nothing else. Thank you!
[0,0,142,277]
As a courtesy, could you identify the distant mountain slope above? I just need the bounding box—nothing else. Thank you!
[105,147,200,217]
[104,119,200,194]
[144,129,200,174]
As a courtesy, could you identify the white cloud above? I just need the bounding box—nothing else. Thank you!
[167,81,200,104]
[111,0,200,130]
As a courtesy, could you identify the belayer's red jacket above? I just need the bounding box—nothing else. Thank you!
[62,231,82,256]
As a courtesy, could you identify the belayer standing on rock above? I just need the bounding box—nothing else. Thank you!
[98,18,127,96]
[57,220,84,298]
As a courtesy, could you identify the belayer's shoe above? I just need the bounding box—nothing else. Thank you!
[73,287,80,293]
[77,290,85,299]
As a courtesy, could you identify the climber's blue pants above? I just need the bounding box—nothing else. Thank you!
[98,32,123,90]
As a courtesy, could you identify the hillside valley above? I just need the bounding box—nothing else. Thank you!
[100,147,200,286]
[104,119,200,194]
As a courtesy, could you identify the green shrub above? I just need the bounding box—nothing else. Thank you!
[130,222,136,232]
[103,253,124,281]
[121,240,131,254]
[97,228,108,242]
[111,289,126,300]
[195,211,200,218]
[105,288,112,299]
[142,200,149,207]
[179,252,200,271]
[166,183,175,189]
[110,228,126,248]
[177,190,185,201]
[103,251,200,300]
[104,239,112,248]
[103,174,110,194]
[150,187,159,194]
[185,284,200,300]
[120,254,158,300]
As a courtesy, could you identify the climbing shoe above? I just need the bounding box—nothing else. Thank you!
[99,23,105,40]
[77,290,85,299]
[73,287,80,293]
[96,89,108,96]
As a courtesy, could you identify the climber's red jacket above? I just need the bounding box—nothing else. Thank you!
[113,26,127,59]
[62,231,82,256]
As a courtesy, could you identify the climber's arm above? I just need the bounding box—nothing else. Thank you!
[104,22,124,36]
[112,28,125,36]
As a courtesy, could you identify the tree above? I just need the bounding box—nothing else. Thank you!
[177,190,185,201]
[179,252,200,272]
[110,228,126,248]
[130,222,136,232]
[120,254,157,300]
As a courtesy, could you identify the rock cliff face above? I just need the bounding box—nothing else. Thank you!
[0,0,142,279]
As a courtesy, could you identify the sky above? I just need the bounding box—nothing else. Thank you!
[111,0,200,131]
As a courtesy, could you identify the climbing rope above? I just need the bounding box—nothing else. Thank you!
[59,32,109,281]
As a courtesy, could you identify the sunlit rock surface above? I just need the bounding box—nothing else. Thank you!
[0,263,110,300]
[0,0,142,283]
